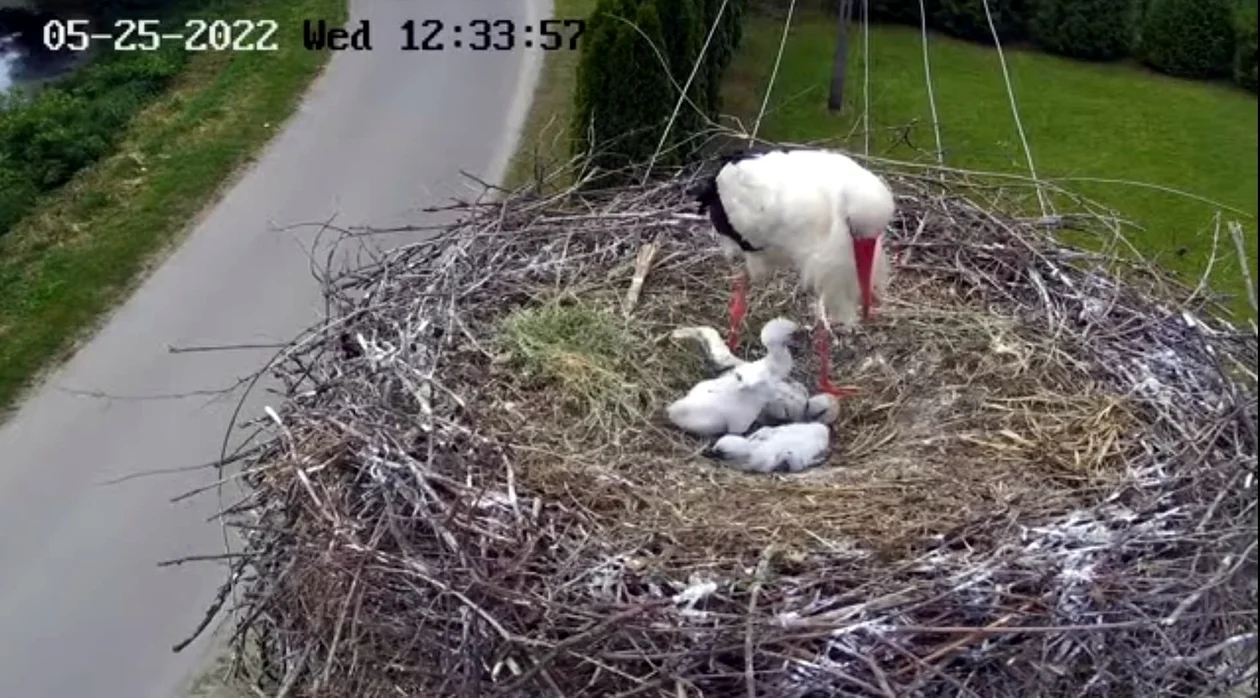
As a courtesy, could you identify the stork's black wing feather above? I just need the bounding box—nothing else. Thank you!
[692,149,783,254]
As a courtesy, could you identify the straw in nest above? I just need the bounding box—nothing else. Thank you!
[181,154,1258,698]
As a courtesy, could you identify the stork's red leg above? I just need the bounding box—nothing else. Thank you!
[727,268,750,351]
[813,319,859,398]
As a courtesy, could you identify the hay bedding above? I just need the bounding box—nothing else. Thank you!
[195,160,1257,697]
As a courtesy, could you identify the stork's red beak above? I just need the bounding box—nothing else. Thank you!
[852,235,880,321]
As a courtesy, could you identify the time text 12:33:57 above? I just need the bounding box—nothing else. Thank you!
[400,19,584,51]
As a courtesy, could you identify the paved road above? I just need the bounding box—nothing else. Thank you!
[0,1,547,695]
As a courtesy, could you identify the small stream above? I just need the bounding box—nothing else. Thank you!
[1,4,86,99]
[0,35,18,93]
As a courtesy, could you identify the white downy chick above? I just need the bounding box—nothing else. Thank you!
[671,320,838,425]
[666,318,802,437]
[761,383,841,425]
[704,422,832,474]
[665,361,776,436]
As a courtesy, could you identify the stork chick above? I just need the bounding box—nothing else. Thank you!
[704,422,832,474]
[671,322,841,426]
[666,318,802,437]
[694,147,894,397]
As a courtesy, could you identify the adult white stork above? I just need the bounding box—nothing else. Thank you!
[693,147,895,397]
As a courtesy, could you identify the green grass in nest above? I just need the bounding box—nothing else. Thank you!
[497,297,683,426]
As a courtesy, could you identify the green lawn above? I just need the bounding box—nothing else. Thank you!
[724,13,1259,320]
[0,0,347,414]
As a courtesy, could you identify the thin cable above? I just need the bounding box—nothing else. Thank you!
[979,0,1051,217]
[750,0,798,145]
[917,0,944,165]
[643,0,730,182]
[861,0,870,155]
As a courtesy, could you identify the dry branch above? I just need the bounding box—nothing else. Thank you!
[189,152,1259,698]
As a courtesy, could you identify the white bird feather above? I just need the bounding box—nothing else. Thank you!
[670,323,840,426]
[705,422,832,474]
[706,148,895,329]
[665,361,777,437]
[665,318,801,437]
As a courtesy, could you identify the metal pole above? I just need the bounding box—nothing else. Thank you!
[827,0,853,113]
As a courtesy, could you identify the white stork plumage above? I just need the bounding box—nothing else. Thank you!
[693,147,895,397]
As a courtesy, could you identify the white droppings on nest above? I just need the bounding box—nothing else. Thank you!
[854,353,885,374]
[584,554,635,602]
[670,577,719,621]
[1079,297,1108,324]
[1054,550,1099,617]
[209,163,1256,697]
[468,490,524,512]
[779,616,918,697]
[1182,310,1220,337]
[1131,374,1170,404]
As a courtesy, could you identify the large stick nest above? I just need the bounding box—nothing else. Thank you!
[198,155,1258,697]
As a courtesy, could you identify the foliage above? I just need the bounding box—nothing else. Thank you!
[1030,0,1137,60]
[571,0,624,161]
[0,156,39,234]
[0,90,111,190]
[571,0,676,181]
[34,0,178,20]
[659,0,704,88]
[615,3,676,170]
[699,0,747,117]
[657,0,708,159]
[932,0,1028,43]
[67,50,185,100]
[869,0,937,25]
[0,45,185,237]
[1234,3,1258,91]
[1138,0,1235,78]
[572,0,751,175]
[0,0,345,412]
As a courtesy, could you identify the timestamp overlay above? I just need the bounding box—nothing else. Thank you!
[300,17,586,52]
[43,18,281,52]
[40,17,585,53]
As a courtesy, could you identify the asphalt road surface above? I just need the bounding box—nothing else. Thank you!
[0,0,547,695]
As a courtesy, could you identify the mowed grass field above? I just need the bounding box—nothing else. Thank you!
[0,0,347,414]
[724,12,1259,319]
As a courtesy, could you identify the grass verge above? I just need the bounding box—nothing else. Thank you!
[502,0,597,190]
[724,12,1258,319]
[0,0,347,414]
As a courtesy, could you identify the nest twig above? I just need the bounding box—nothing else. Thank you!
[186,152,1258,698]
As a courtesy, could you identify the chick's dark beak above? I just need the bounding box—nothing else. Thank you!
[700,442,725,459]
[789,327,809,352]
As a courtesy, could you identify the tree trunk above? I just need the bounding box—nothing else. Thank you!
[827,0,853,113]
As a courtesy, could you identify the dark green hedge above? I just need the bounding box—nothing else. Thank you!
[657,0,707,160]
[1234,3,1258,91]
[744,0,1257,91]
[1138,0,1236,78]
[571,0,675,180]
[932,0,1028,43]
[1030,0,1136,60]
[571,0,749,179]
